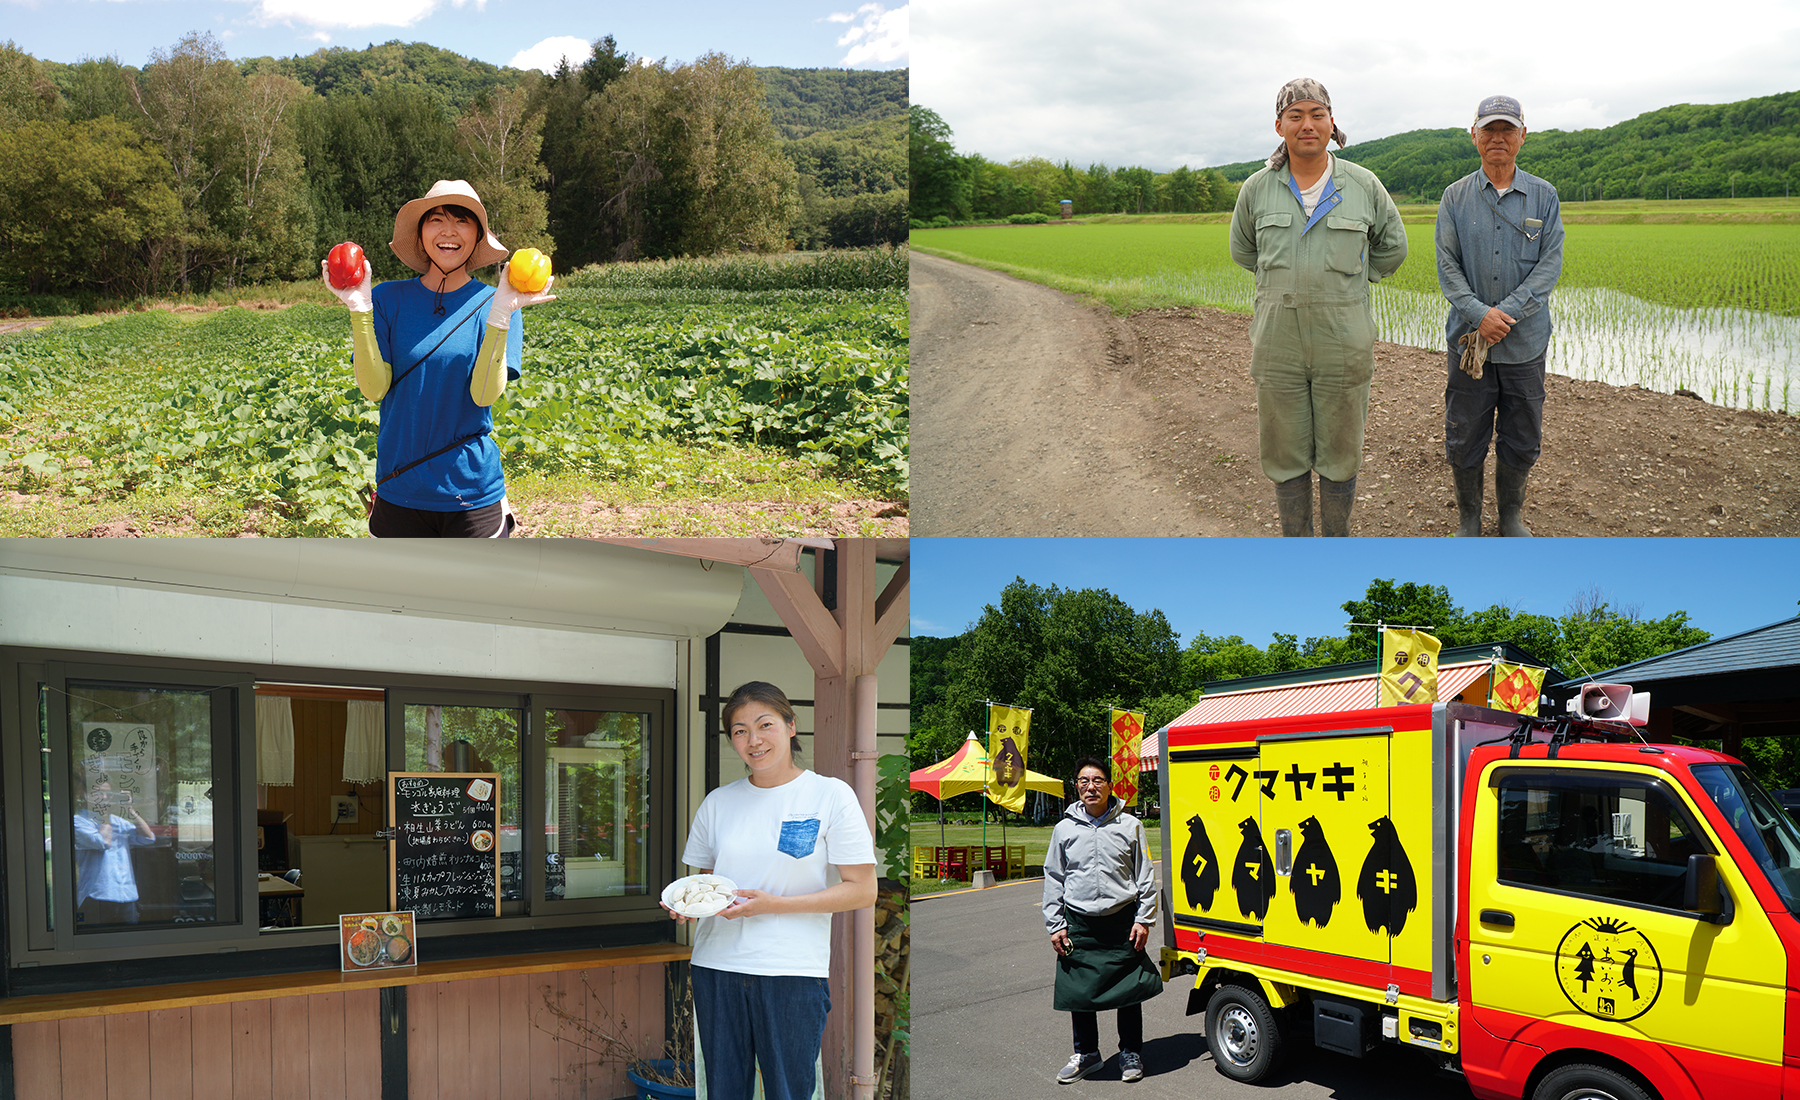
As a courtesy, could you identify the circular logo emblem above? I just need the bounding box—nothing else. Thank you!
[86,727,113,752]
[1554,916,1662,1022]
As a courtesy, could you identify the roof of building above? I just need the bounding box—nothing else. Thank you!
[1552,615,1800,688]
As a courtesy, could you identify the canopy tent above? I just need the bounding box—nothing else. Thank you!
[910,731,1066,850]
[910,731,1065,800]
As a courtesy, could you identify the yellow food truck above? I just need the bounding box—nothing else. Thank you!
[1160,692,1800,1100]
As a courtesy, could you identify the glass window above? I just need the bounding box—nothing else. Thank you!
[1692,763,1800,915]
[543,709,651,901]
[404,702,523,905]
[65,682,222,932]
[1497,770,1709,910]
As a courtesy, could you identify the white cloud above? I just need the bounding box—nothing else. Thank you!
[828,2,907,67]
[915,0,1800,170]
[252,0,486,31]
[509,35,590,74]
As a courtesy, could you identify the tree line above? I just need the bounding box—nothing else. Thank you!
[0,35,907,302]
[909,106,1238,225]
[1214,90,1800,204]
[910,577,1736,811]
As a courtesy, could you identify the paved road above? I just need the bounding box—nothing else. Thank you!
[914,872,1472,1100]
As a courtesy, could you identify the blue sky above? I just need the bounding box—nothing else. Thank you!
[3,0,908,72]
[910,538,1799,655]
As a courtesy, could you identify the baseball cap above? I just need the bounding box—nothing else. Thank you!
[1474,95,1525,130]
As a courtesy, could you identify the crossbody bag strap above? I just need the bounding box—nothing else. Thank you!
[387,286,496,391]
[378,427,491,485]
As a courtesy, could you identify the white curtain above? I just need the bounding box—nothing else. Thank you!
[256,696,295,786]
[343,701,386,784]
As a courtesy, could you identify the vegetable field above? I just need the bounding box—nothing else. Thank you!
[911,217,1800,411]
[0,248,907,536]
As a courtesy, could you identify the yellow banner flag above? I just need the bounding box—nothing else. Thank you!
[1491,662,1546,715]
[1109,709,1144,805]
[1378,628,1442,706]
[987,704,1031,813]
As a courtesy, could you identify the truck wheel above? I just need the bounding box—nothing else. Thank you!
[1204,983,1282,1083]
[1534,1064,1656,1100]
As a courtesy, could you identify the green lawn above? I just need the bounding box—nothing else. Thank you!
[910,821,1166,897]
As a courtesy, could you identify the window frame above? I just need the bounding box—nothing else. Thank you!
[528,692,673,918]
[3,646,678,975]
[24,659,248,957]
[1491,765,1720,917]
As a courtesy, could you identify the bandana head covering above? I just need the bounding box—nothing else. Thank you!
[1269,77,1349,171]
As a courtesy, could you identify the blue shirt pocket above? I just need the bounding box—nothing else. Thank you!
[778,816,822,859]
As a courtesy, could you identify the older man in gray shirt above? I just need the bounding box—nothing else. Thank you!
[1437,94,1564,536]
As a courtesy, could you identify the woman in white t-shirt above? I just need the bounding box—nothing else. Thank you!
[665,681,877,1100]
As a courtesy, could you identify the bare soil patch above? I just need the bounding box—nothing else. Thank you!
[911,252,1799,536]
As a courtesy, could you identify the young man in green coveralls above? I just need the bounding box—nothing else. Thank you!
[1230,78,1408,536]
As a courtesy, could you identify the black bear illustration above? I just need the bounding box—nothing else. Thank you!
[1289,815,1340,927]
[1231,817,1276,920]
[1181,814,1221,910]
[1356,815,1417,936]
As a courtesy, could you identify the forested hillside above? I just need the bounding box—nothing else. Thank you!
[1214,90,1800,202]
[760,66,908,139]
[0,35,907,303]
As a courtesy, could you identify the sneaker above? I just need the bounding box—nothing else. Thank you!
[1119,1051,1144,1082]
[1057,1052,1102,1084]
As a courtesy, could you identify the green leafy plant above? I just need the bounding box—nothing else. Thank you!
[875,753,911,886]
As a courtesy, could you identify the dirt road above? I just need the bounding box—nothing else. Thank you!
[910,251,1800,537]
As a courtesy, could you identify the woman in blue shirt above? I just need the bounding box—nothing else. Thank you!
[323,179,556,537]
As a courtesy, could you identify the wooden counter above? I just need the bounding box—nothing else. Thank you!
[0,941,690,1025]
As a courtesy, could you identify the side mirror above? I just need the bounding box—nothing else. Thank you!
[1683,853,1730,923]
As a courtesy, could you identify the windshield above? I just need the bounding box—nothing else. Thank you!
[1692,763,1800,916]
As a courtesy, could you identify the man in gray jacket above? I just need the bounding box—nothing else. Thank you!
[1436,94,1564,536]
[1044,757,1162,1083]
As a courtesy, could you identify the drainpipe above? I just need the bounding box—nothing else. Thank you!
[852,672,880,1100]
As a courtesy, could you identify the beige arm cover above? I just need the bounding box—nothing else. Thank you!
[469,324,509,407]
[349,309,390,401]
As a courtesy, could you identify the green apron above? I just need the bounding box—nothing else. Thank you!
[1052,905,1164,1012]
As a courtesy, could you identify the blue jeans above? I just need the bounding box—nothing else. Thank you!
[692,966,831,1100]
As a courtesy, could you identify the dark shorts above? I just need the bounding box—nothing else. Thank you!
[368,496,513,538]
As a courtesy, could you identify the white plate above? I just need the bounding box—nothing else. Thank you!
[661,874,740,918]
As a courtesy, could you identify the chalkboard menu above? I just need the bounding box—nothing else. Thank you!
[389,772,500,919]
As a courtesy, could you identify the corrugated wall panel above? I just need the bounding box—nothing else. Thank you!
[231,999,274,1100]
[496,974,532,1100]
[147,1008,193,1100]
[343,989,383,1100]
[269,995,311,1100]
[13,1020,61,1099]
[189,1003,232,1100]
[307,992,347,1100]
[464,976,501,1100]
[61,1017,108,1095]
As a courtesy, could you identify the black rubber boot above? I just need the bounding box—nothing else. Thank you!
[1274,473,1312,537]
[1452,464,1484,537]
[1496,460,1532,537]
[1319,475,1356,537]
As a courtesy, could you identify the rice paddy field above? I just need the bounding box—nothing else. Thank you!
[910,208,1800,413]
